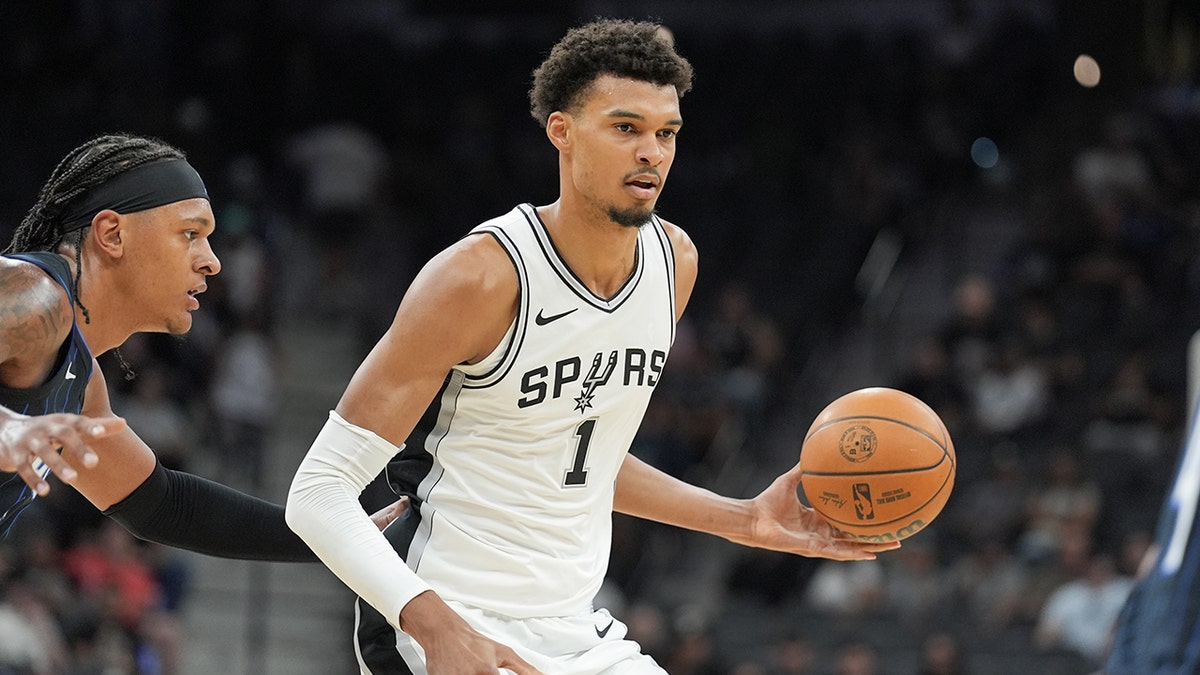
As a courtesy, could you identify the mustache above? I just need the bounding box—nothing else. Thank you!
[623,168,661,182]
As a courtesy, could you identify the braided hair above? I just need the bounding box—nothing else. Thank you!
[5,134,186,326]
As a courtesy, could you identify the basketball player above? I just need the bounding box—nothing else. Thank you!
[1105,398,1200,673]
[286,19,898,673]
[0,133,402,556]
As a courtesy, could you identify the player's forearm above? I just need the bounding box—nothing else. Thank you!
[286,411,431,627]
[613,453,752,541]
[104,459,318,561]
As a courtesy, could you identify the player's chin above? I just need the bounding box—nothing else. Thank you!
[164,312,194,335]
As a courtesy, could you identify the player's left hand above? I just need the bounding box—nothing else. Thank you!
[368,496,410,532]
[0,412,127,496]
[737,464,900,561]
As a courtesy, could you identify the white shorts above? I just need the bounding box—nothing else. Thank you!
[355,599,665,675]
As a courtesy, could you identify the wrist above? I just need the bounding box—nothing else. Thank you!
[398,590,461,641]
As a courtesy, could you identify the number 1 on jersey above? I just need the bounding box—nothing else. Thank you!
[564,419,596,487]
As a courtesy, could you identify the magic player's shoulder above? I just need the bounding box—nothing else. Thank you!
[0,256,74,378]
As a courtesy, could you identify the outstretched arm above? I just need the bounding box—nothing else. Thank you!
[613,453,899,560]
[76,366,404,560]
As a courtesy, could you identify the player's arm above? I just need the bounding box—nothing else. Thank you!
[55,364,315,560]
[613,454,894,560]
[614,223,896,560]
[287,234,541,674]
[0,259,126,492]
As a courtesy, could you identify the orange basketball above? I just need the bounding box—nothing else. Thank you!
[798,387,955,542]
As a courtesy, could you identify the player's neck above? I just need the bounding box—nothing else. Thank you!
[68,256,135,354]
[537,200,639,300]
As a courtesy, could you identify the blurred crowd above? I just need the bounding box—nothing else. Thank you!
[1,1,1198,673]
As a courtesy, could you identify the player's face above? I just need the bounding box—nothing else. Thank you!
[568,75,681,228]
[121,198,221,334]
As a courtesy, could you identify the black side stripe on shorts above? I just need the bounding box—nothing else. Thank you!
[356,504,423,674]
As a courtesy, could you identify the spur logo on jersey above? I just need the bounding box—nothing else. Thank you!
[518,348,667,410]
[574,352,617,412]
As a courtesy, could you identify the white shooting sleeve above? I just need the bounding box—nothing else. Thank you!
[286,410,431,629]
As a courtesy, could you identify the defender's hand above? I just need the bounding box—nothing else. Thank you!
[0,413,126,495]
[369,496,411,532]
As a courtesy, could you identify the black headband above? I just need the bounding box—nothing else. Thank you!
[59,159,209,232]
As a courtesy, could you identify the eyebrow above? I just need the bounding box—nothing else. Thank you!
[183,215,215,230]
[607,109,683,126]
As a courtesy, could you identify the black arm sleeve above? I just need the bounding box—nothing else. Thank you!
[102,459,318,562]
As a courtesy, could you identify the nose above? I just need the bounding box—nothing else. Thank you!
[197,240,221,276]
[636,136,665,167]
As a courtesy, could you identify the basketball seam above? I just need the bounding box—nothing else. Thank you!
[804,414,950,455]
[800,458,949,477]
[811,469,955,528]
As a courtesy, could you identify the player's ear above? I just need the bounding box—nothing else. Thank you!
[546,111,571,151]
[89,209,125,259]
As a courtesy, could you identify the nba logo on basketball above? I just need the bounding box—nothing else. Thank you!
[853,483,875,520]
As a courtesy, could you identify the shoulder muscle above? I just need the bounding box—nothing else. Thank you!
[0,258,74,380]
[657,219,699,320]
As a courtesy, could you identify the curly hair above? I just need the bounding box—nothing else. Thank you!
[529,19,694,127]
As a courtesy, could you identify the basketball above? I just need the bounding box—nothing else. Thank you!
[798,387,955,542]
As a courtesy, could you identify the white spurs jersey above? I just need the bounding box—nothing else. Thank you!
[386,203,677,619]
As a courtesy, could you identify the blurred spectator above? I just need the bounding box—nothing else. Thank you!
[968,337,1051,439]
[917,631,970,675]
[281,122,393,323]
[732,661,769,675]
[0,567,68,674]
[61,521,162,634]
[945,539,1030,636]
[211,154,273,319]
[945,444,1028,553]
[895,338,969,433]
[700,280,784,427]
[1016,448,1102,564]
[623,600,673,663]
[1021,525,1097,624]
[939,275,1003,390]
[831,640,880,675]
[663,609,727,675]
[803,558,885,620]
[1034,553,1134,667]
[881,536,949,629]
[1081,353,1173,536]
[111,363,196,472]
[208,312,279,489]
[769,632,817,675]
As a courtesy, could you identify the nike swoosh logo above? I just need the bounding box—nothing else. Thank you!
[535,308,578,326]
[64,364,76,380]
[595,619,614,638]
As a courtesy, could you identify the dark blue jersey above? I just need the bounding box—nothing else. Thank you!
[1107,401,1200,674]
[0,252,94,536]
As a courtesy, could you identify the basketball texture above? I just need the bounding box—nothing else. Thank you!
[799,387,955,542]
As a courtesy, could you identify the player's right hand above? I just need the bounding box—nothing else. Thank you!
[0,413,127,495]
[400,591,545,675]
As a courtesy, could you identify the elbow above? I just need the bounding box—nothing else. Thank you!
[284,469,320,539]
